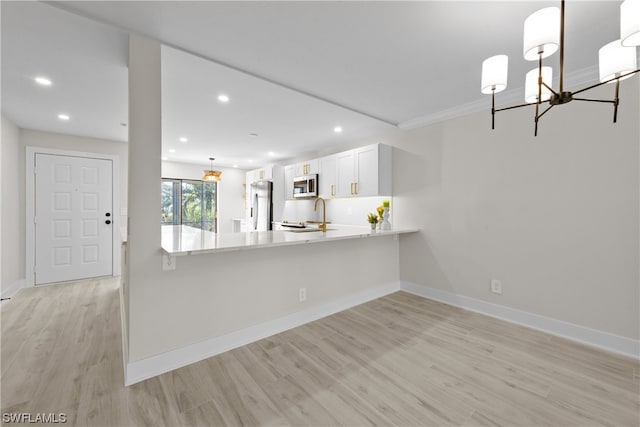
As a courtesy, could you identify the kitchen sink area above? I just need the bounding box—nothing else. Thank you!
[285,227,336,233]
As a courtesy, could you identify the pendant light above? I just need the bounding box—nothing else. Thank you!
[202,157,222,182]
[481,0,639,136]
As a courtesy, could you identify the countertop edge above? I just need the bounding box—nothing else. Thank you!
[162,228,419,256]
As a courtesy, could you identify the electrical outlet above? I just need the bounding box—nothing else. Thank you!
[299,288,307,302]
[490,279,502,294]
[162,254,176,271]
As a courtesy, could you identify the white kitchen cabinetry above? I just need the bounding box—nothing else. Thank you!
[294,160,318,176]
[247,164,274,183]
[283,143,391,199]
[335,150,355,198]
[335,144,392,197]
[283,165,295,201]
[246,169,258,186]
[318,155,337,198]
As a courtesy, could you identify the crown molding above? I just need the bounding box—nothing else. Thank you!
[399,65,600,131]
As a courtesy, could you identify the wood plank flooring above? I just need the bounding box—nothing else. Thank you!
[2,278,638,426]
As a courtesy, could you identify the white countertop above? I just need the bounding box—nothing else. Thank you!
[162,225,418,256]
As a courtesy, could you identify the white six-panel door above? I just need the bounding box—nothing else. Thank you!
[34,154,113,285]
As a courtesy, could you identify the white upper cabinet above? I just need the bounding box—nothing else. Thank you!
[294,159,318,176]
[335,150,356,198]
[327,143,392,198]
[247,164,274,183]
[283,165,295,200]
[284,143,392,199]
[318,155,337,198]
[354,145,383,197]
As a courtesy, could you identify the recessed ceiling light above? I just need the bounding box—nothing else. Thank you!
[35,76,52,86]
[267,151,275,157]
[334,126,343,133]
[217,94,230,103]
[161,156,168,161]
[57,114,70,121]
[168,149,176,153]
[233,164,239,168]
[179,137,188,143]
[248,159,254,163]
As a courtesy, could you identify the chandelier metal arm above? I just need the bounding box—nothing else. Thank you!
[537,104,554,120]
[535,104,554,136]
[495,103,535,113]
[572,68,640,96]
[559,0,566,94]
[483,0,638,136]
[541,81,557,96]
[571,98,616,104]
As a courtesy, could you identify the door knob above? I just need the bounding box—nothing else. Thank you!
[105,220,111,225]
[105,212,111,217]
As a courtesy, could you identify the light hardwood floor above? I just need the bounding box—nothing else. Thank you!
[1,278,638,426]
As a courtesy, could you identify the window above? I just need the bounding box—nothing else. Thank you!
[161,179,217,232]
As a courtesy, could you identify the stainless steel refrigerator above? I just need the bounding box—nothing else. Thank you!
[249,180,273,231]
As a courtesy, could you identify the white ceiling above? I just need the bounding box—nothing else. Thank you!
[1,1,626,167]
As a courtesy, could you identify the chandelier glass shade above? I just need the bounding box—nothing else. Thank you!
[523,7,560,61]
[481,55,509,94]
[202,157,222,182]
[481,0,639,136]
[599,40,638,83]
[621,0,640,47]
[525,66,553,103]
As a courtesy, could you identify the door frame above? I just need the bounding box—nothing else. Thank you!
[25,146,121,287]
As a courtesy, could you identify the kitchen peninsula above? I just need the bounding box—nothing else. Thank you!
[162,224,417,256]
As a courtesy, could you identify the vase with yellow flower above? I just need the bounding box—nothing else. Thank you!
[376,205,385,230]
[380,200,391,231]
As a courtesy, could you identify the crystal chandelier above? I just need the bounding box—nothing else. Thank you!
[481,0,640,136]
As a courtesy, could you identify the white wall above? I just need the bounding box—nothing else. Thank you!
[161,161,245,233]
[359,78,640,341]
[0,125,128,294]
[278,196,392,226]
[21,129,129,232]
[127,36,400,363]
[1,115,23,295]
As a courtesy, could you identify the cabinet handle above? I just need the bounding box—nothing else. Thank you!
[350,183,354,195]
[354,182,358,195]
[331,184,335,196]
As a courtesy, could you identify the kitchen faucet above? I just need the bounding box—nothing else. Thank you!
[313,197,327,232]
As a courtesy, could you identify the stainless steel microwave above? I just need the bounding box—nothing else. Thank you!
[293,174,318,198]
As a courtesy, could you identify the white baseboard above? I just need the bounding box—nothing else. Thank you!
[1,279,25,300]
[400,281,639,360]
[125,281,401,386]
[118,281,129,386]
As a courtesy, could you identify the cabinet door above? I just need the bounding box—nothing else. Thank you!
[318,155,337,198]
[305,159,319,175]
[262,165,273,181]
[335,150,355,197]
[295,160,318,176]
[248,169,263,184]
[284,166,295,200]
[354,145,379,197]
